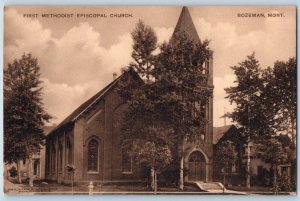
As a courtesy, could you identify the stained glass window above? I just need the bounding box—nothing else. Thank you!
[88,139,99,172]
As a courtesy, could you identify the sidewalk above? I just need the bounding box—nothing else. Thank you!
[4,180,294,195]
[4,179,31,194]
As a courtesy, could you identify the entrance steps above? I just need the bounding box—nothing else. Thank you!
[194,181,225,193]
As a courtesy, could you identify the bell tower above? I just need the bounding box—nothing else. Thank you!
[170,6,214,144]
[171,6,214,183]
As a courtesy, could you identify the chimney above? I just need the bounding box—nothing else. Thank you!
[113,72,117,80]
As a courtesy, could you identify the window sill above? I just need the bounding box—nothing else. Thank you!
[88,171,99,174]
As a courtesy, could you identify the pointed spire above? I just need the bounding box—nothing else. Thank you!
[170,6,201,43]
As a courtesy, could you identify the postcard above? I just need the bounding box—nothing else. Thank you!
[3,6,296,195]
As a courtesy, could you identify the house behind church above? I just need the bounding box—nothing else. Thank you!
[213,125,292,187]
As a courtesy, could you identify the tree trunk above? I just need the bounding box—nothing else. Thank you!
[154,170,157,194]
[273,165,278,194]
[290,116,296,147]
[150,167,155,190]
[179,138,184,190]
[223,174,226,193]
[246,137,251,189]
[179,156,184,190]
[28,156,33,187]
[17,160,22,183]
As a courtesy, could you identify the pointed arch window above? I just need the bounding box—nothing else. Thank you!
[58,142,63,172]
[51,142,56,173]
[88,139,99,172]
[66,136,73,165]
[46,146,50,173]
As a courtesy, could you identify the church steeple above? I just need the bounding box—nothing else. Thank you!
[170,6,201,43]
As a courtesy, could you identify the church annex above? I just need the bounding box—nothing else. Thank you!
[45,7,214,184]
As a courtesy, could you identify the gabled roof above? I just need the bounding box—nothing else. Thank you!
[170,6,201,43]
[213,125,233,144]
[47,70,138,137]
[43,125,56,136]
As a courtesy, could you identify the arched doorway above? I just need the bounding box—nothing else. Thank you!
[188,151,206,181]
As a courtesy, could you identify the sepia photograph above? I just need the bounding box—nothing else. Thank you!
[3,6,296,195]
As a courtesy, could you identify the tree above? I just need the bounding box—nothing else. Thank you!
[156,33,211,189]
[4,53,51,186]
[225,54,296,190]
[225,53,271,188]
[132,139,173,192]
[215,140,238,191]
[131,20,157,81]
[225,53,271,139]
[118,21,174,191]
[264,58,296,144]
[118,21,211,190]
[263,58,296,187]
[257,138,289,193]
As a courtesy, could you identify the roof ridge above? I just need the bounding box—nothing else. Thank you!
[47,72,126,136]
[72,74,124,121]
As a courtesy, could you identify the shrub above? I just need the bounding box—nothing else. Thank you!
[9,166,17,177]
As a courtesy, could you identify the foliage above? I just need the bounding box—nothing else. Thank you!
[257,138,290,192]
[118,20,211,169]
[257,138,288,167]
[154,33,211,142]
[215,140,238,173]
[226,54,296,143]
[116,21,174,184]
[66,164,76,172]
[263,58,296,146]
[160,164,180,187]
[9,166,18,178]
[225,53,271,140]
[133,140,173,170]
[130,20,157,80]
[225,54,296,190]
[118,21,211,189]
[277,174,292,192]
[4,53,51,164]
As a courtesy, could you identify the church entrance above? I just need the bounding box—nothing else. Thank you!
[188,151,206,181]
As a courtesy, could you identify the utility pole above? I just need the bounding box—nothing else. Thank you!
[246,135,251,189]
[219,107,228,127]
[246,106,251,189]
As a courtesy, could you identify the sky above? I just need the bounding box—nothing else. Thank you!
[3,6,296,127]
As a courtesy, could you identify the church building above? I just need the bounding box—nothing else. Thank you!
[45,7,214,184]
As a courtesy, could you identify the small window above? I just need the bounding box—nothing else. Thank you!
[88,139,99,172]
[33,160,40,176]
